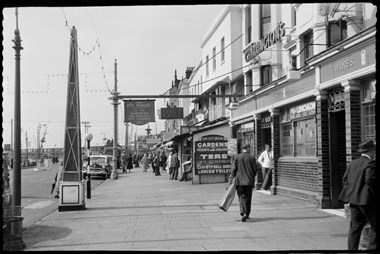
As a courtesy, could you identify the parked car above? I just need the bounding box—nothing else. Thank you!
[82,155,112,180]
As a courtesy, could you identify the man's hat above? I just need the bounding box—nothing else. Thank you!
[358,140,376,153]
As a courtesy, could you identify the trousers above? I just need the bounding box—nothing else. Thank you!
[236,185,253,217]
[348,204,377,250]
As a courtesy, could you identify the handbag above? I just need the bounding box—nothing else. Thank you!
[218,179,236,212]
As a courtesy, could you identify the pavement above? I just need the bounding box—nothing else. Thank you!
[22,166,350,251]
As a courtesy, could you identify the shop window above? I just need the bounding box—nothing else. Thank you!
[221,37,225,63]
[295,118,316,157]
[328,20,347,47]
[261,65,272,85]
[260,4,271,38]
[280,123,293,156]
[280,117,316,157]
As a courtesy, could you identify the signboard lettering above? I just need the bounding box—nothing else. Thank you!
[194,135,231,175]
[124,100,155,125]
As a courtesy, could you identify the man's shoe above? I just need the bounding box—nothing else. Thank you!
[241,216,247,222]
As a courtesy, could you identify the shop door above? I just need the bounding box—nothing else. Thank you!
[329,110,346,208]
[262,128,271,149]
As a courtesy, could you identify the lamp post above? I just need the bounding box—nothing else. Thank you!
[85,133,93,199]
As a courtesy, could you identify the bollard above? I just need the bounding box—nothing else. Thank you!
[86,174,91,199]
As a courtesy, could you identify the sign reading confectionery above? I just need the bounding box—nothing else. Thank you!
[124,100,155,125]
[194,135,231,175]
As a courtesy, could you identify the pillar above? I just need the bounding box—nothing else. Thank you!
[270,108,280,195]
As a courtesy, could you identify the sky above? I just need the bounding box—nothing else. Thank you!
[2,5,227,149]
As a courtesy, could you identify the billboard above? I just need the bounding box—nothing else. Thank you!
[194,135,231,175]
[124,100,155,125]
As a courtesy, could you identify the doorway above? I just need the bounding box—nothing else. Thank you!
[329,110,346,208]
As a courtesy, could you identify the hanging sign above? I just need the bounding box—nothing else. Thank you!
[160,107,184,119]
[194,135,231,175]
[124,100,155,125]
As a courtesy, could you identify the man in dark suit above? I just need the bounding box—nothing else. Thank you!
[338,140,377,250]
[230,144,258,222]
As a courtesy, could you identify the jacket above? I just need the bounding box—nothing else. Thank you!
[338,156,376,206]
[169,153,180,168]
[231,151,258,187]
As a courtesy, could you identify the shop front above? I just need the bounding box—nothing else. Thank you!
[308,25,376,208]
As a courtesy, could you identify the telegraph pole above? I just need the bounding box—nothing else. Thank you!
[12,7,24,249]
[111,59,119,179]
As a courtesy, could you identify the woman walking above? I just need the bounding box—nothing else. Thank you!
[140,153,150,172]
[126,153,133,173]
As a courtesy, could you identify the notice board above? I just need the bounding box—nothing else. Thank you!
[194,135,231,175]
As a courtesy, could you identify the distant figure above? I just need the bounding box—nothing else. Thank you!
[121,152,128,173]
[52,162,64,199]
[158,150,167,174]
[230,144,258,222]
[140,153,150,172]
[126,153,133,173]
[338,141,377,250]
[169,149,180,180]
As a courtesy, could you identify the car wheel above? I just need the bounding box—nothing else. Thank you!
[103,174,107,180]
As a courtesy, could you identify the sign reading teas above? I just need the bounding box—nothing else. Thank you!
[194,135,231,175]
[124,100,155,125]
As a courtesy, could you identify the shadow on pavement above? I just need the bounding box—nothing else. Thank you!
[23,225,72,248]
[246,215,334,223]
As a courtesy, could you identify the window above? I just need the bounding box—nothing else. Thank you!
[221,37,225,62]
[206,55,209,76]
[291,6,297,27]
[362,80,376,141]
[280,123,293,156]
[261,4,271,38]
[212,47,216,71]
[328,20,347,47]
[295,118,316,156]
[260,65,272,85]
[304,30,314,60]
[246,6,252,44]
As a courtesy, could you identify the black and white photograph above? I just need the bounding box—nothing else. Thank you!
[2,3,377,251]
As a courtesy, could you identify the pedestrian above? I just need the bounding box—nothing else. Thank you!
[121,152,128,173]
[257,144,273,191]
[229,144,258,222]
[169,149,180,180]
[166,150,172,175]
[52,161,64,198]
[126,153,133,173]
[153,153,161,176]
[158,150,167,175]
[140,153,150,172]
[338,140,377,250]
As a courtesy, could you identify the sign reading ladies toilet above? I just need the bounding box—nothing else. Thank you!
[194,135,231,175]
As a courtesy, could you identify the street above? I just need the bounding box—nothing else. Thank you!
[8,165,105,229]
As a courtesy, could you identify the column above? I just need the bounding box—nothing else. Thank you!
[253,114,261,189]
[342,80,361,162]
[315,90,331,208]
[270,108,280,195]
[243,72,250,96]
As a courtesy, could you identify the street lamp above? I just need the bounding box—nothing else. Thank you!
[85,133,93,199]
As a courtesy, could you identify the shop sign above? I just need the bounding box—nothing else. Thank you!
[244,21,286,62]
[289,102,316,119]
[194,135,231,175]
[124,100,155,125]
[238,122,254,133]
[160,107,184,119]
[261,114,271,129]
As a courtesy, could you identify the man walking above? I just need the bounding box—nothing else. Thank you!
[230,144,258,222]
[338,140,377,250]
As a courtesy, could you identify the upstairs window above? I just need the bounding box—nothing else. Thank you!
[246,6,252,45]
[304,30,314,60]
[212,47,216,71]
[206,55,209,76]
[221,37,225,62]
[328,20,347,46]
[261,65,272,85]
[261,4,271,38]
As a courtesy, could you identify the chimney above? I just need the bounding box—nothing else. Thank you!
[185,67,194,79]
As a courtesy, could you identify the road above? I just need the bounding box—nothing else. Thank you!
[7,165,105,229]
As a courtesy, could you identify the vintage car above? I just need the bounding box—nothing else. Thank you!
[82,155,112,180]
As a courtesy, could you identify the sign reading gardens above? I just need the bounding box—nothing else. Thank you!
[194,135,231,175]
[124,100,155,125]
